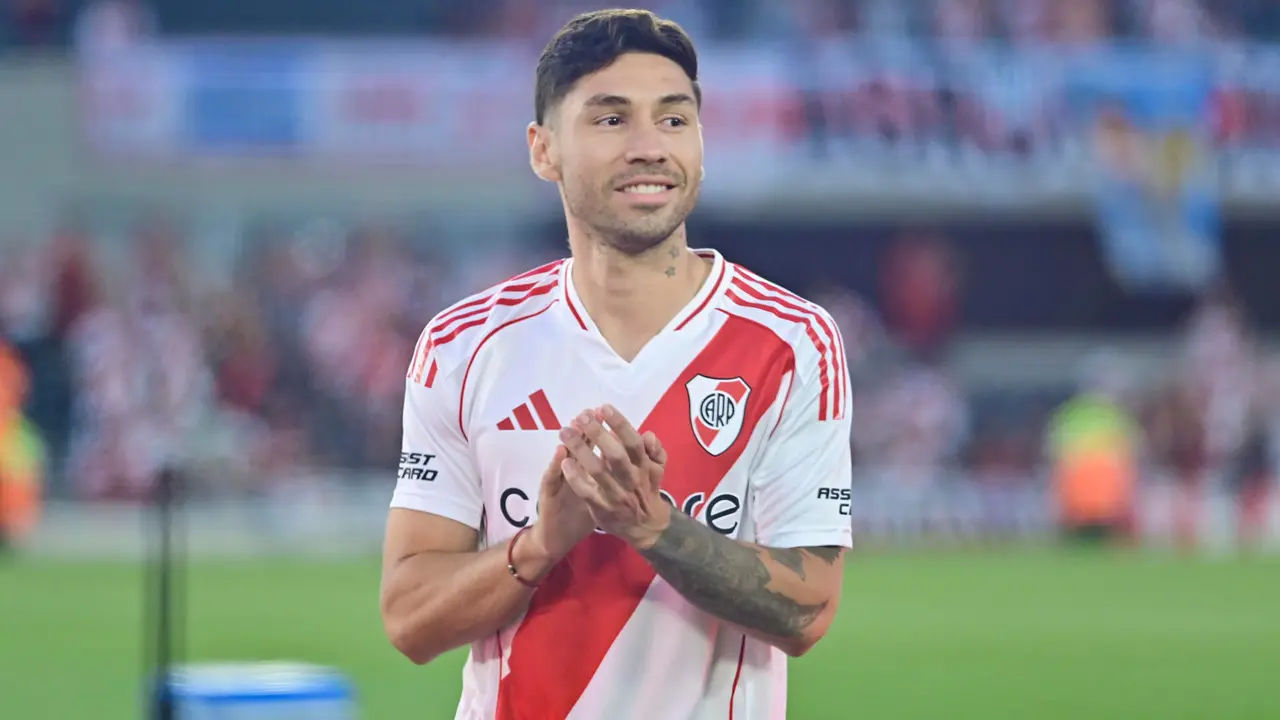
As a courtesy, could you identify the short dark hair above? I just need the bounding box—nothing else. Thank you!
[534,9,701,126]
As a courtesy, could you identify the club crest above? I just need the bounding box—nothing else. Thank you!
[685,375,752,456]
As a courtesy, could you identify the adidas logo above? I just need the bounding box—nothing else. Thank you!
[496,390,562,431]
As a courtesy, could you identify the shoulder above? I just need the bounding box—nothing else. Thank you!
[405,260,564,385]
[720,263,846,385]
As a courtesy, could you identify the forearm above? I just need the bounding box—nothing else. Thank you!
[637,512,842,656]
[381,536,551,664]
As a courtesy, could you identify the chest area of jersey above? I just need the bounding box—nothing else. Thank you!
[469,312,794,538]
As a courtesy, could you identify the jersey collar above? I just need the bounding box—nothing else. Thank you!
[559,248,731,335]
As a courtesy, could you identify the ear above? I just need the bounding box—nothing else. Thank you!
[528,122,562,183]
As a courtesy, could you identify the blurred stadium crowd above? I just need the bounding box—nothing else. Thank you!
[2,214,1278,551]
[2,0,1280,553]
[6,0,1280,48]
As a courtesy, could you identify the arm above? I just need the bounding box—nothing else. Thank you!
[379,363,564,665]
[639,365,852,657]
[380,508,556,665]
[636,514,844,658]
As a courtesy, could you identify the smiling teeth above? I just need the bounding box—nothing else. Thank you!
[622,184,669,194]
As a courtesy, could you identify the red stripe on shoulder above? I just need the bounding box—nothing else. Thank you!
[432,261,563,329]
[407,268,560,388]
[730,268,847,420]
[508,259,565,282]
[724,281,841,421]
[406,326,432,383]
[430,272,560,348]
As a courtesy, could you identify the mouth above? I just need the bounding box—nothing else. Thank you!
[615,180,678,203]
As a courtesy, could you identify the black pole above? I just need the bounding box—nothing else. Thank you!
[147,467,184,720]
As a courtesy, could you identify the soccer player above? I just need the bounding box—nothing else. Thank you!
[380,9,853,719]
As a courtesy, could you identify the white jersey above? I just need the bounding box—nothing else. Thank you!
[391,249,853,720]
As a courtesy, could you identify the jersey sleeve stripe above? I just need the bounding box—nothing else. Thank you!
[422,358,438,388]
[430,262,562,327]
[731,271,847,418]
[506,258,564,282]
[724,286,830,421]
[406,327,432,381]
[431,271,561,335]
[726,279,843,420]
[428,277,559,350]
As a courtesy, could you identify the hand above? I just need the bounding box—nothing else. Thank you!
[524,444,596,570]
[559,405,671,550]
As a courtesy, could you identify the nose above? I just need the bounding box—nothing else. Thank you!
[622,122,669,165]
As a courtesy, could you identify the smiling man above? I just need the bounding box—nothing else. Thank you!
[379,9,854,720]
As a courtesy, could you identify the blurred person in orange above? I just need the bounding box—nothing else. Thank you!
[1046,351,1140,545]
[0,339,45,546]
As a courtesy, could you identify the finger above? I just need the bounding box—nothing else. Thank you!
[560,455,608,508]
[559,425,609,480]
[597,405,647,466]
[542,445,568,479]
[641,431,666,493]
[577,412,634,482]
[642,431,667,465]
[540,445,569,491]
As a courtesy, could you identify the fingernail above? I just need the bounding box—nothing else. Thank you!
[559,428,575,442]
[577,412,592,425]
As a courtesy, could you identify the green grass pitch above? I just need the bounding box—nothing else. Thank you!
[2,549,1279,719]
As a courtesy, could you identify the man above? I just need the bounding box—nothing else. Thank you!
[380,10,853,719]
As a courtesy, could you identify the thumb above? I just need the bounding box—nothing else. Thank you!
[542,445,569,485]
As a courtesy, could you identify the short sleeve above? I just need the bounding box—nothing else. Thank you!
[390,374,484,531]
[749,370,854,549]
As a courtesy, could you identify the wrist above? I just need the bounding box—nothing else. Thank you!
[629,502,673,552]
[509,525,558,585]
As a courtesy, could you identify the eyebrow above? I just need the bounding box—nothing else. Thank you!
[582,92,697,110]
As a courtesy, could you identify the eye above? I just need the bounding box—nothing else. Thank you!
[662,116,689,128]
[596,115,623,127]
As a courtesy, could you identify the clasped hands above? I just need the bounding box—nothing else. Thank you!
[526,404,672,564]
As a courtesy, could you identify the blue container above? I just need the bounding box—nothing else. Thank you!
[157,662,357,719]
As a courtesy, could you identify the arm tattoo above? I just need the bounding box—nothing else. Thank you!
[805,546,844,564]
[638,512,830,639]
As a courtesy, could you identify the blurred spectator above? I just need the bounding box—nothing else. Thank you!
[1054,0,1111,46]
[1137,0,1214,43]
[852,361,970,541]
[7,0,63,47]
[1045,350,1141,544]
[879,230,961,360]
[934,0,991,56]
[0,338,45,545]
[73,0,155,57]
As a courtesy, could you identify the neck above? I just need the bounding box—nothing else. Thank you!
[568,223,711,353]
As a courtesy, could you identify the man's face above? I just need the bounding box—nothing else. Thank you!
[535,52,703,256]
